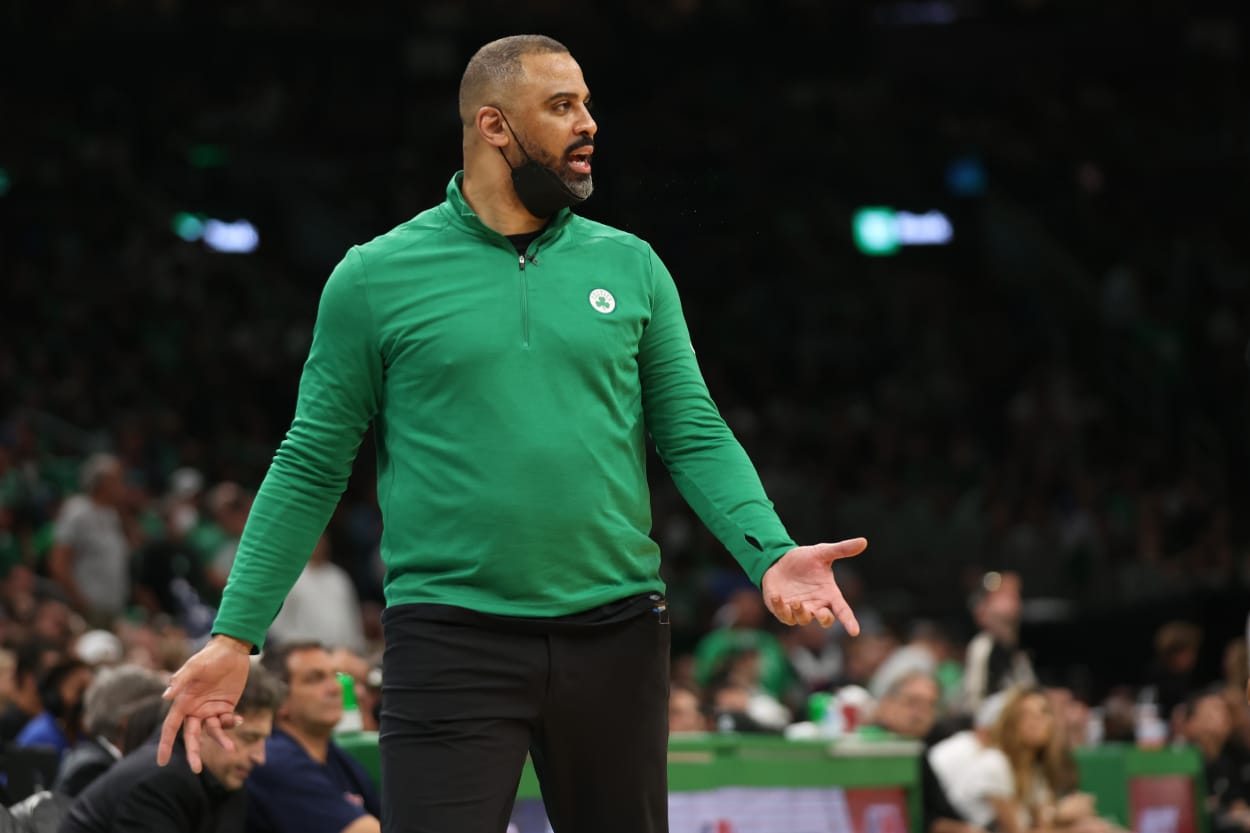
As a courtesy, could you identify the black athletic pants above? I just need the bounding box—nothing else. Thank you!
[379,603,671,833]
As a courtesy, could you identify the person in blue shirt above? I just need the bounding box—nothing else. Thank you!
[246,641,380,833]
[15,657,92,760]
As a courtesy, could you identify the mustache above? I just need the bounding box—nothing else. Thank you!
[564,137,595,155]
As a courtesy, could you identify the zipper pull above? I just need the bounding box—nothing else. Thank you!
[518,253,526,271]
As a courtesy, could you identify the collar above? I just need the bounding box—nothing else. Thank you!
[96,735,123,760]
[441,171,573,248]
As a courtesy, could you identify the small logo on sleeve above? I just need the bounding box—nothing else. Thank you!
[589,288,616,314]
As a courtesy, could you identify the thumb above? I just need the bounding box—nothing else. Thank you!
[815,537,868,563]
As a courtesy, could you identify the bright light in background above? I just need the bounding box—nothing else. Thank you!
[0,167,10,197]
[171,212,259,253]
[171,212,205,242]
[852,207,901,257]
[203,219,259,253]
[852,207,953,256]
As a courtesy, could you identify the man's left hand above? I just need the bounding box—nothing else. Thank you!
[761,538,866,635]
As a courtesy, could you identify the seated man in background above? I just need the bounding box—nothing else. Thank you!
[55,664,168,796]
[864,671,987,833]
[16,657,92,760]
[247,641,380,833]
[60,665,284,833]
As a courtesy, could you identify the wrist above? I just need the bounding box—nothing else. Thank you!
[211,634,254,654]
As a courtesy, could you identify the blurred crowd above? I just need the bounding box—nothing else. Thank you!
[1,0,1249,830]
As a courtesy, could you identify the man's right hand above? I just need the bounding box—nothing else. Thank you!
[158,634,252,772]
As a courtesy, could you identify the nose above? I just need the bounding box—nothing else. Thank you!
[575,104,597,139]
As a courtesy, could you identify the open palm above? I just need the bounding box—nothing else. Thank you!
[760,537,866,634]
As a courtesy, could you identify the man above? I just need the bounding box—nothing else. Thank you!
[159,35,866,833]
[17,658,93,760]
[245,641,380,833]
[55,664,168,796]
[963,571,1035,711]
[864,672,986,833]
[47,453,131,620]
[61,666,284,833]
[0,641,50,742]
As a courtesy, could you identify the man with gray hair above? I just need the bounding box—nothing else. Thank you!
[56,664,167,796]
[47,453,131,620]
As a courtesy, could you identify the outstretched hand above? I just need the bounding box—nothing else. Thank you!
[761,538,867,635]
[158,635,252,772]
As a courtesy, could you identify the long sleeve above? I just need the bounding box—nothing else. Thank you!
[213,248,383,648]
[638,247,794,585]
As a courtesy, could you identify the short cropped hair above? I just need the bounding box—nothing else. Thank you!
[259,640,326,687]
[236,664,287,717]
[458,34,569,125]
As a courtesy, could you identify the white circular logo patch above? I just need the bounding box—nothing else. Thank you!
[589,288,616,314]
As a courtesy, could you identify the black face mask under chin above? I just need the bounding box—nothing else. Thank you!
[497,114,590,218]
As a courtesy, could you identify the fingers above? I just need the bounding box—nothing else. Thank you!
[819,537,868,563]
[203,715,236,753]
[185,715,203,773]
[789,601,813,626]
[156,697,184,767]
[769,594,794,626]
[829,595,861,637]
[814,607,835,628]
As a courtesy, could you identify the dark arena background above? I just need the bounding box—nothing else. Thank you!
[2,1,1249,831]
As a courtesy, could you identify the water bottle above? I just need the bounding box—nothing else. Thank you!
[335,671,363,733]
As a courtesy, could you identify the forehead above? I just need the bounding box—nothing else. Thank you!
[516,52,588,100]
[287,647,334,676]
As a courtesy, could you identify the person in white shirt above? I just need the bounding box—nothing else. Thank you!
[269,535,366,654]
[48,454,131,619]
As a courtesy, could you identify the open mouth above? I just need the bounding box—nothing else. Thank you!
[566,147,593,175]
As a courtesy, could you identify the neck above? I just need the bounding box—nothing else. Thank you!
[462,162,547,236]
[280,720,333,764]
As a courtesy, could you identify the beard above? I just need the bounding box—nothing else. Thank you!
[532,140,594,200]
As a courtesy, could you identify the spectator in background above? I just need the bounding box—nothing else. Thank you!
[864,671,941,743]
[930,691,1010,831]
[247,641,380,833]
[947,687,1111,833]
[668,682,708,734]
[0,641,48,742]
[860,672,981,833]
[964,572,1036,712]
[16,657,92,759]
[61,665,284,833]
[268,536,366,655]
[47,453,131,622]
[56,663,167,796]
[1220,638,1250,754]
[132,490,212,619]
[203,481,252,595]
[870,620,962,706]
[1146,620,1203,723]
[1177,687,1250,833]
[705,647,792,730]
[783,620,844,699]
[695,587,796,704]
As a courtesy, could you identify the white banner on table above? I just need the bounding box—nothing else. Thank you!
[509,787,869,833]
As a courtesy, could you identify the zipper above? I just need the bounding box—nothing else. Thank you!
[517,253,530,348]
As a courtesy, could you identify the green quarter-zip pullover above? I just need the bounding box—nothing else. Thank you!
[214,173,794,647]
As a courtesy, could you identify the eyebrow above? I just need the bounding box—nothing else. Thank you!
[545,91,590,103]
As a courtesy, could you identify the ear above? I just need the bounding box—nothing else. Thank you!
[476,106,510,148]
